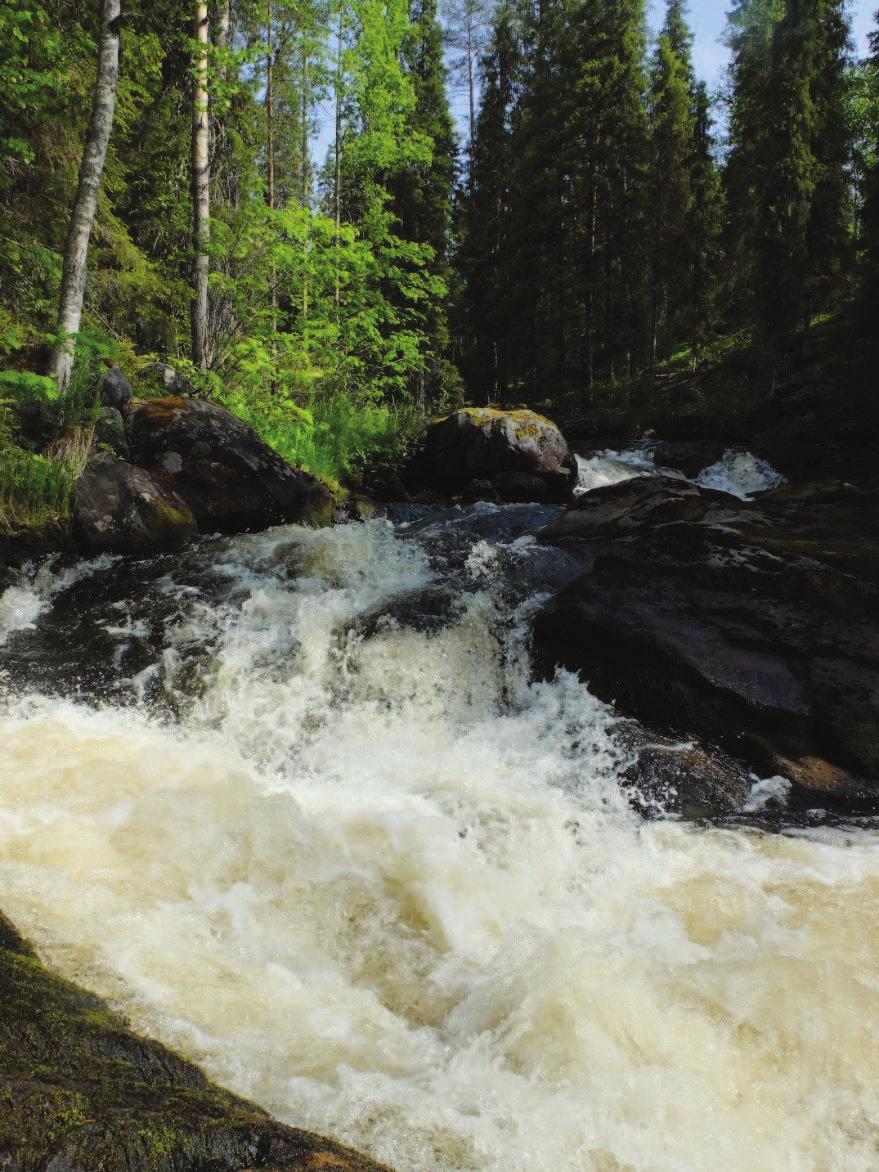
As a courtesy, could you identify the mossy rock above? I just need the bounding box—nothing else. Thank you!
[420,407,572,499]
[0,912,389,1172]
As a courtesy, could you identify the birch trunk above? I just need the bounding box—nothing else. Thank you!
[191,0,211,368]
[50,0,121,395]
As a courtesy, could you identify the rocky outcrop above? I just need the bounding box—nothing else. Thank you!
[415,408,575,501]
[73,453,197,554]
[538,475,724,543]
[533,478,879,806]
[0,911,388,1172]
[128,397,334,534]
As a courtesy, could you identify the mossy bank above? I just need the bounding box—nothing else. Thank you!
[0,912,389,1172]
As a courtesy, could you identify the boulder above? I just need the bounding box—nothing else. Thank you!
[128,397,334,534]
[647,439,726,479]
[420,407,572,500]
[538,475,728,544]
[493,470,549,503]
[533,479,879,806]
[73,454,197,554]
[100,365,134,412]
[0,910,388,1172]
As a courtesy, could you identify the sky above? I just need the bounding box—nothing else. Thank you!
[651,0,876,92]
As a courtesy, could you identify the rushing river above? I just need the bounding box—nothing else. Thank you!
[1,504,878,1171]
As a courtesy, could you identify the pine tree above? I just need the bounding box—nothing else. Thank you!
[688,80,723,363]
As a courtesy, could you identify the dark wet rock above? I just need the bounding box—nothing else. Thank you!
[492,470,549,503]
[647,439,725,479]
[73,454,198,554]
[614,724,756,819]
[128,397,334,535]
[0,911,388,1172]
[100,365,134,412]
[534,478,879,805]
[537,475,733,545]
[463,478,502,504]
[416,408,572,501]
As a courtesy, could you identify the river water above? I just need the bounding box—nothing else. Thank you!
[0,503,878,1171]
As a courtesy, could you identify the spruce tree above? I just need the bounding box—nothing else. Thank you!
[457,4,518,402]
[647,1,697,367]
[726,0,853,383]
[390,0,457,404]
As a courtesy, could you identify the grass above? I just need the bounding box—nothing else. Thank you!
[0,358,99,538]
[220,389,419,489]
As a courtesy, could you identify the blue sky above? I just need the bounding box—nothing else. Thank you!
[649,0,876,91]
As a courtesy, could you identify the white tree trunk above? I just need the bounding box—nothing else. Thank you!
[50,0,121,395]
[191,0,211,368]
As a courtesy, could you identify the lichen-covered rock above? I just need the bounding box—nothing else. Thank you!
[420,408,573,500]
[73,454,198,554]
[128,398,334,534]
[0,911,389,1172]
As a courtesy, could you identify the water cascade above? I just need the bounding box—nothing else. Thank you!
[1,508,877,1171]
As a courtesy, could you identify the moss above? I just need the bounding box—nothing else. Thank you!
[0,912,389,1172]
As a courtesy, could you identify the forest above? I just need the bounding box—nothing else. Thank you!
[1,0,878,530]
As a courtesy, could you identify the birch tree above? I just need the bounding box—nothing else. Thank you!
[191,0,211,367]
[50,0,121,394]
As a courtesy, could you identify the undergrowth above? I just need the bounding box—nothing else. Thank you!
[0,357,100,537]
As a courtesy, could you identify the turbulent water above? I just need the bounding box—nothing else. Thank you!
[575,446,785,499]
[1,505,878,1172]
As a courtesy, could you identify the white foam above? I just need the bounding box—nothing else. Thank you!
[695,449,785,500]
[0,520,876,1171]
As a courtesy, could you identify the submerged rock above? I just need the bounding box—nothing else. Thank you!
[73,453,198,554]
[128,397,334,534]
[417,407,574,501]
[534,478,879,806]
[0,910,389,1172]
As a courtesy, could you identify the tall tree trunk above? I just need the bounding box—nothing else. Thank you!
[334,12,345,314]
[265,1,275,212]
[466,8,475,186]
[301,41,310,322]
[50,0,121,394]
[191,0,211,368]
[217,0,230,49]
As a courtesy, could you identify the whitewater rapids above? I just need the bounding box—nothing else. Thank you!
[0,511,877,1171]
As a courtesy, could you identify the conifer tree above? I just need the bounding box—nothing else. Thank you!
[647,1,697,367]
[457,4,518,401]
[390,0,457,403]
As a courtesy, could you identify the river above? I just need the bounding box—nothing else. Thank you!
[1,501,877,1171]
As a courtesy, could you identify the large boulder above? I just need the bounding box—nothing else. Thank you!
[128,397,334,534]
[538,474,728,544]
[533,480,879,806]
[0,910,388,1172]
[419,407,574,500]
[100,365,134,412]
[73,454,198,554]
